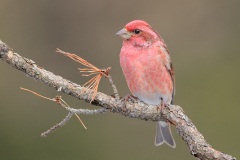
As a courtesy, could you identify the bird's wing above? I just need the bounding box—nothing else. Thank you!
[168,61,175,104]
[163,47,175,104]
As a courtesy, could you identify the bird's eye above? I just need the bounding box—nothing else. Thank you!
[133,29,141,34]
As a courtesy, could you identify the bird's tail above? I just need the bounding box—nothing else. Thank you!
[155,121,176,148]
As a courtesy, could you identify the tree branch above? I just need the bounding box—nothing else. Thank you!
[0,40,236,160]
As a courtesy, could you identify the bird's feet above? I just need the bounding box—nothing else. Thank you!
[158,100,166,114]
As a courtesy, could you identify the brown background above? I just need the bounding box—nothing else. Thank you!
[0,0,239,159]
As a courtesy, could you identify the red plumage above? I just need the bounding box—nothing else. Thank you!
[117,20,176,148]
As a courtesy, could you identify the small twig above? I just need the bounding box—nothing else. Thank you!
[41,112,74,137]
[56,48,104,102]
[20,87,87,129]
[56,49,118,103]
[20,87,106,136]
[107,74,120,100]
[20,87,55,102]
[57,97,87,129]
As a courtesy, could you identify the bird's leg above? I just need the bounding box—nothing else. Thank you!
[159,101,176,125]
[160,98,166,116]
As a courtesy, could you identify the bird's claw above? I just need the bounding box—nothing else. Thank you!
[159,101,166,114]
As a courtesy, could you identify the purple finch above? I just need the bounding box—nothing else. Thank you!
[117,20,176,148]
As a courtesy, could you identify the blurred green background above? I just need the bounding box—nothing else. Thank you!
[0,0,239,159]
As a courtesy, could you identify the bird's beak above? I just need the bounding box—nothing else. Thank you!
[116,28,132,40]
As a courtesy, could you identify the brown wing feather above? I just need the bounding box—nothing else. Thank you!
[164,48,175,105]
[157,34,175,104]
[169,62,175,104]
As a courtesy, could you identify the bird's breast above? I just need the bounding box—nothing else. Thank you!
[120,48,173,104]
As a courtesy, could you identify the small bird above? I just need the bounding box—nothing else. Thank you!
[116,20,176,148]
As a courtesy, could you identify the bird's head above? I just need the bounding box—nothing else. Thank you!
[116,20,160,47]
